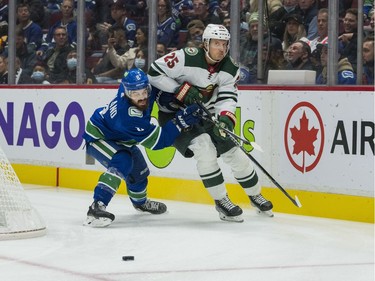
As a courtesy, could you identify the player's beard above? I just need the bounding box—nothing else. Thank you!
[132,97,149,111]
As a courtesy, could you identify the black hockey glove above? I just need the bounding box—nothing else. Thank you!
[213,111,236,140]
[174,104,202,130]
[174,82,203,105]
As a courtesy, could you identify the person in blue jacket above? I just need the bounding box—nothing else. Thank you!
[82,68,201,227]
[316,37,356,85]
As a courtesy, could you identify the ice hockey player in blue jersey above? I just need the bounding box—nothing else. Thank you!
[82,68,201,227]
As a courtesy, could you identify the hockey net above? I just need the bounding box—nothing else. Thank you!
[0,145,46,240]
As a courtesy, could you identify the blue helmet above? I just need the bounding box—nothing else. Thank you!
[121,68,150,97]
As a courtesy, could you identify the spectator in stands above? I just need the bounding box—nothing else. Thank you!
[240,12,282,83]
[186,19,205,47]
[363,0,373,20]
[365,8,374,36]
[18,0,46,28]
[156,41,167,58]
[268,0,298,40]
[339,8,359,71]
[171,0,195,30]
[191,0,221,26]
[0,54,7,83]
[93,25,130,84]
[106,26,148,74]
[295,0,318,40]
[263,38,286,83]
[42,26,74,83]
[112,0,137,46]
[157,0,180,49]
[307,8,328,72]
[217,0,230,21]
[240,12,262,67]
[29,60,51,84]
[16,3,43,51]
[362,35,374,85]
[281,13,307,58]
[309,8,328,53]
[134,47,148,72]
[15,56,33,84]
[222,14,230,30]
[100,0,137,48]
[12,27,37,76]
[315,38,356,85]
[85,9,103,54]
[63,50,96,84]
[37,0,77,56]
[284,39,314,70]
[248,0,283,15]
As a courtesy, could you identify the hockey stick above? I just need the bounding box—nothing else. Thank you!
[194,100,302,208]
[192,104,264,152]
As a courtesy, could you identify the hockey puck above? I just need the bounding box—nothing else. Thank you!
[122,256,134,261]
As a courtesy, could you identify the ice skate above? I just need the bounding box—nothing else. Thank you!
[249,194,274,217]
[215,195,244,223]
[84,201,115,227]
[133,199,167,214]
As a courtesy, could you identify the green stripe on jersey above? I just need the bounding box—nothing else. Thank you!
[140,127,161,149]
[85,120,104,139]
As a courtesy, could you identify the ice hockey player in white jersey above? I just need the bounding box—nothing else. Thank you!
[82,68,202,227]
[148,24,274,222]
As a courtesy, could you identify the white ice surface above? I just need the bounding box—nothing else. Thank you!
[0,185,374,281]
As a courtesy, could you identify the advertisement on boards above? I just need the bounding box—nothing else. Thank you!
[0,87,373,197]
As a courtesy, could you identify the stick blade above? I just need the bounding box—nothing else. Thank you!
[250,142,264,152]
[294,195,302,208]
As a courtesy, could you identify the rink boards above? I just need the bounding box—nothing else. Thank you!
[0,85,373,223]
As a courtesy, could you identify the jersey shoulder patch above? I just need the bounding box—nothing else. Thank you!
[184,47,199,56]
[128,106,143,118]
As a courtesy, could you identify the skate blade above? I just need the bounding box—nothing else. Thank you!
[254,208,274,217]
[218,212,244,223]
[83,216,113,227]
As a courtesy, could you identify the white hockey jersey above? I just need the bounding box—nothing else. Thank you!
[148,47,240,116]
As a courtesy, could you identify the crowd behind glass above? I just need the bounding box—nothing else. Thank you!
[0,0,373,85]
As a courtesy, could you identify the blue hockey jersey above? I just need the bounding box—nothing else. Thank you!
[83,85,180,150]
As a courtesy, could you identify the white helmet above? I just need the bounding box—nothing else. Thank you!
[202,24,230,42]
[202,24,230,62]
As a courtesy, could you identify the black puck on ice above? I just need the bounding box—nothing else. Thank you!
[122,256,135,261]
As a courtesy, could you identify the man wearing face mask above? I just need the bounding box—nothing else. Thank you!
[64,50,97,84]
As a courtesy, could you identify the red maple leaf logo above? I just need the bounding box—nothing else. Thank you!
[290,111,319,172]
